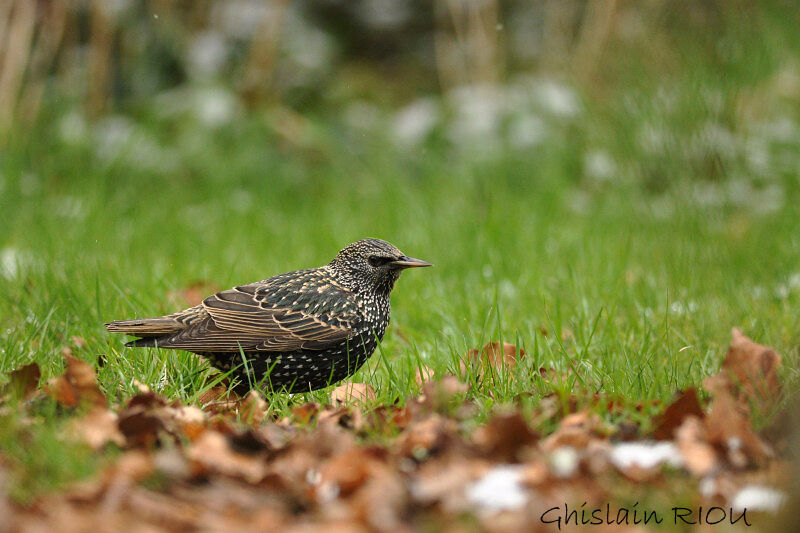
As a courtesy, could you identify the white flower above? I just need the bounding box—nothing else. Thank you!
[188,32,229,78]
[447,85,503,155]
[282,15,336,74]
[1,248,34,279]
[214,0,273,39]
[343,101,384,134]
[584,150,616,181]
[508,113,547,148]
[393,98,439,146]
[637,123,669,154]
[194,88,238,126]
[360,0,411,29]
[58,111,89,146]
[532,79,579,118]
[94,115,135,160]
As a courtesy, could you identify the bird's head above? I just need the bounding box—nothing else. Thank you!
[330,238,432,294]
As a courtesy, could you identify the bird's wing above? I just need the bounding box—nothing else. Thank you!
[147,269,361,352]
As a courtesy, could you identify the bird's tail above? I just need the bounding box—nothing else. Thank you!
[106,306,204,348]
[106,316,187,348]
[105,316,182,335]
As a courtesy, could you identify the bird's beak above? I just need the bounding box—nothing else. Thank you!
[391,256,433,268]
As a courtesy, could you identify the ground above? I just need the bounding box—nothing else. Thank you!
[1,127,798,529]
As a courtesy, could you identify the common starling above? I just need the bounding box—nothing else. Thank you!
[105,239,432,392]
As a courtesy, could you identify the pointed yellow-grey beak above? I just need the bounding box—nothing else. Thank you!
[391,256,433,268]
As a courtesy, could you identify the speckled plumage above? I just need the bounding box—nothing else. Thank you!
[105,239,431,392]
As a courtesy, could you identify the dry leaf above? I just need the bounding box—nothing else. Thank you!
[317,447,383,497]
[411,457,489,512]
[703,373,773,466]
[467,341,525,367]
[70,336,87,349]
[330,383,376,407]
[117,392,208,448]
[414,365,434,387]
[187,430,267,483]
[398,414,457,457]
[416,375,468,412]
[292,402,321,424]
[239,391,268,425]
[70,408,125,450]
[2,362,40,400]
[541,411,603,451]
[675,415,718,476]
[473,410,538,461]
[722,328,782,410]
[45,355,106,408]
[168,280,220,307]
[653,388,705,440]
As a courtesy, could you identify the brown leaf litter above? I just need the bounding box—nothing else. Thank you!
[1,331,795,531]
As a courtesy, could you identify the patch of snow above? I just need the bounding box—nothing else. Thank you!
[550,446,580,478]
[467,465,528,512]
[609,441,684,470]
[730,485,787,513]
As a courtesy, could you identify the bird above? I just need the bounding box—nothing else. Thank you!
[105,239,432,393]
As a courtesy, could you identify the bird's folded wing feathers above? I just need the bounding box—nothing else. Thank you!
[145,279,358,352]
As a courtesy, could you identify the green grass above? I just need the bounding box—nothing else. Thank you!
[1,98,799,500]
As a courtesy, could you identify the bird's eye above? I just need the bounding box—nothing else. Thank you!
[368,255,394,267]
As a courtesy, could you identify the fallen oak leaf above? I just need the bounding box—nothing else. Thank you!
[186,430,267,483]
[722,328,782,411]
[467,341,525,368]
[45,355,106,408]
[675,415,719,477]
[695,329,782,468]
[2,362,40,401]
[118,392,207,448]
[70,336,87,349]
[472,410,538,462]
[168,280,220,307]
[238,391,268,426]
[398,414,459,458]
[330,383,376,407]
[703,373,773,467]
[541,411,604,452]
[414,365,434,387]
[411,457,490,511]
[118,394,172,448]
[415,375,468,413]
[291,402,321,424]
[653,388,705,440]
[69,407,125,450]
[316,446,387,498]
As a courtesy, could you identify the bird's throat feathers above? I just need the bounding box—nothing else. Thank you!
[327,262,400,296]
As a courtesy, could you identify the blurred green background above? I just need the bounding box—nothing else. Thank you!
[1,0,799,404]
